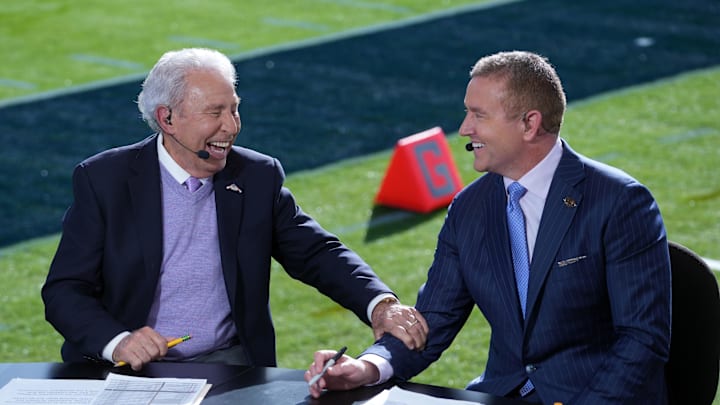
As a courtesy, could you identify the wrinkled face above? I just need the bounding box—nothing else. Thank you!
[458,76,527,179]
[163,69,241,178]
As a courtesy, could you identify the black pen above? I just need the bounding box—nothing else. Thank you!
[308,346,347,386]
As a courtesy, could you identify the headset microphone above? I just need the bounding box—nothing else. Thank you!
[465,143,474,152]
[167,133,210,160]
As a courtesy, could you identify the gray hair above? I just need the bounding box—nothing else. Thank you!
[137,48,237,132]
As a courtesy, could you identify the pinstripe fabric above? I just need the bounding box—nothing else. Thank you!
[363,141,671,405]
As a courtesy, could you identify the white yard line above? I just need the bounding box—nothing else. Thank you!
[703,257,720,273]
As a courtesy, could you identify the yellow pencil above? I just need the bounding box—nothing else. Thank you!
[115,334,192,367]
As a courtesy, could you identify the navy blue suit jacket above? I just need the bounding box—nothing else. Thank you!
[364,141,671,404]
[42,134,392,366]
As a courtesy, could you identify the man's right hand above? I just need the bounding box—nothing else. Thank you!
[305,350,379,398]
[371,301,428,351]
[112,326,169,371]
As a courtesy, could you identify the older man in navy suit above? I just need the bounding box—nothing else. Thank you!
[42,48,428,371]
[306,51,671,404]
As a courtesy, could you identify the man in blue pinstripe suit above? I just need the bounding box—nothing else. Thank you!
[306,51,672,404]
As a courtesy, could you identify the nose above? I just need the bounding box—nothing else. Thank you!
[223,110,241,134]
[458,113,472,137]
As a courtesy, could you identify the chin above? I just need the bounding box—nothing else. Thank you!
[473,162,488,173]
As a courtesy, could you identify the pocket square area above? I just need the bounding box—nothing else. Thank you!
[557,255,587,267]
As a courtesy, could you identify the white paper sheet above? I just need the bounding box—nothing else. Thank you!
[0,373,210,405]
[0,378,104,405]
[360,386,485,405]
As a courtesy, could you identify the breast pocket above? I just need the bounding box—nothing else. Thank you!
[550,252,604,287]
[538,252,609,324]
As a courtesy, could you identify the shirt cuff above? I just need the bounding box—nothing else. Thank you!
[359,353,394,385]
[102,331,131,363]
[367,293,399,322]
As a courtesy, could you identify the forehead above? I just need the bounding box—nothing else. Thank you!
[183,70,239,106]
[464,75,507,110]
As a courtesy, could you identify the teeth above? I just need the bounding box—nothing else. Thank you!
[208,141,230,148]
[472,142,485,149]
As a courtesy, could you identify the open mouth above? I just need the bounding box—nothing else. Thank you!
[205,140,231,158]
[207,140,230,152]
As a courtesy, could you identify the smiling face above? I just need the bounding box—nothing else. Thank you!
[160,69,241,178]
[459,75,529,179]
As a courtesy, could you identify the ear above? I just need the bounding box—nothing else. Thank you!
[521,109,543,140]
[155,105,174,134]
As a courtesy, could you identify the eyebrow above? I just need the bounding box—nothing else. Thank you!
[205,100,239,110]
[466,106,486,114]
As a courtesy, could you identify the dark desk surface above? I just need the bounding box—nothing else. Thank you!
[0,362,530,405]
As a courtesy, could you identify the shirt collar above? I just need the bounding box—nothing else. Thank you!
[156,133,208,185]
[504,137,563,199]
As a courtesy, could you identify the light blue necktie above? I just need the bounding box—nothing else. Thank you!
[507,182,535,397]
[507,182,530,317]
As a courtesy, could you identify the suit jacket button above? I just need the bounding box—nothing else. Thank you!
[525,364,537,373]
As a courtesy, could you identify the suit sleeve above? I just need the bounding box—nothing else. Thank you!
[363,199,475,379]
[573,181,671,403]
[41,164,129,359]
[267,158,393,324]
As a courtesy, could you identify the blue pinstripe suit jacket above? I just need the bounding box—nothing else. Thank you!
[364,141,671,405]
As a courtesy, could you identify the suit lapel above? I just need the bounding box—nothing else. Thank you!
[485,175,526,329]
[213,151,246,310]
[128,136,163,285]
[524,142,585,323]
[129,139,246,318]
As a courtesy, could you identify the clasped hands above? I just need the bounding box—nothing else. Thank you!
[305,300,428,398]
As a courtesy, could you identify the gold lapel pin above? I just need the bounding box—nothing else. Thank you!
[226,184,243,194]
[563,196,577,208]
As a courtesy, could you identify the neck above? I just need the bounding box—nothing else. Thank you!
[508,135,558,180]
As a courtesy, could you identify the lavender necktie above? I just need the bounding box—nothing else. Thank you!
[185,176,202,193]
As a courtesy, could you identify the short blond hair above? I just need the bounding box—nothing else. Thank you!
[470,51,566,134]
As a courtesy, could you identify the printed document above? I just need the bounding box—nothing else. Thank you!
[0,372,210,405]
[361,386,485,405]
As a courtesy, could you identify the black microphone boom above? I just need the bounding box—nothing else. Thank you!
[168,133,210,160]
[465,142,474,152]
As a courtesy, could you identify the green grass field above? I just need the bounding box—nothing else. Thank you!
[1,0,718,402]
[0,0,488,100]
[1,66,719,396]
